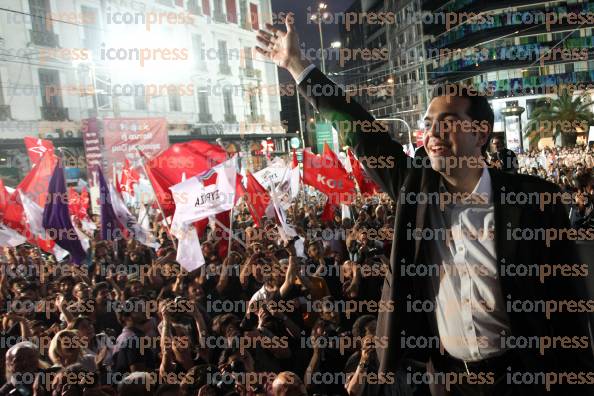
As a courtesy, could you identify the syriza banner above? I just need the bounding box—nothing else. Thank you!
[103,118,169,180]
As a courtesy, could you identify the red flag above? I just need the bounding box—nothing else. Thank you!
[68,187,81,218]
[16,151,58,207]
[142,141,228,217]
[321,200,339,223]
[292,149,299,168]
[347,149,380,195]
[24,136,55,167]
[245,172,271,227]
[120,159,140,196]
[302,145,355,204]
[79,188,90,219]
[0,178,9,219]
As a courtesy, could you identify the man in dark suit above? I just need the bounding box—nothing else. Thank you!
[488,135,519,174]
[256,16,593,396]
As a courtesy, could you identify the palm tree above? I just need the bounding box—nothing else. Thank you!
[524,90,594,148]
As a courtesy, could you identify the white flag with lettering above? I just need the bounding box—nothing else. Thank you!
[170,156,237,227]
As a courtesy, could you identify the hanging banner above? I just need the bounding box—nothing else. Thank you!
[103,118,169,181]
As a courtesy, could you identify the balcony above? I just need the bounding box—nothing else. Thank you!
[224,113,237,123]
[41,106,69,121]
[214,12,226,23]
[219,63,232,75]
[246,115,265,123]
[0,105,11,121]
[198,113,213,123]
[30,29,59,47]
[241,67,261,79]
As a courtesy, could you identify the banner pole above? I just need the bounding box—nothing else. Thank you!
[136,148,178,251]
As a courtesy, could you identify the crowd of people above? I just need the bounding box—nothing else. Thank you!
[518,146,594,228]
[1,141,592,396]
[0,190,409,396]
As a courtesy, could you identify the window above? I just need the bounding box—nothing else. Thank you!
[244,46,253,70]
[223,87,235,122]
[202,0,210,15]
[249,88,259,119]
[38,69,62,108]
[198,89,211,121]
[226,0,237,23]
[169,88,181,111]
[250,3,259,30]
[239,0,249,28]
[134,94,147,110]
[81,6,100,50]
[214,0,225,21]
[192,34,205,68]
[29,0,51,32]
[218,41,230,74]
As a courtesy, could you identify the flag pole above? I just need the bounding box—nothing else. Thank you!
[135,147,178,251]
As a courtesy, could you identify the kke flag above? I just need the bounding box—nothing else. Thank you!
[42,160,87,264]
[303,145,355,204]
[347,148,379,195]
[24,136,55,167]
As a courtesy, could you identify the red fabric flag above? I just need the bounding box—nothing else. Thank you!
[142,141,228,217]
[3,193,55,253]
[302,146,355,204]
[245,172,270,227]
[120,159,140,196]
[68,187,81,218]
[16,151,58,207]
[79,188,90,219]
[0,178,9,219]
[292,149,299,168]
[347,149,380,195]
[321,200,339,223]
[24,136,55,167]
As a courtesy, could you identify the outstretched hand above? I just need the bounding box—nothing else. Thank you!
[255,14,310,80]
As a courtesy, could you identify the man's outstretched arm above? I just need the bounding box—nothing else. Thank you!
[255,15,409,200]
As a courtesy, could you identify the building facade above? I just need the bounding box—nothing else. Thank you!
[0,0,285,184]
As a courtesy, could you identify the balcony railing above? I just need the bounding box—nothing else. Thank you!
[246,115,265,123]
[198,113,213,123]
[224,113,237,123]
[0,105,11,121]
[41,106,69,121]
[214,12,226,23]
[30,29,59,47]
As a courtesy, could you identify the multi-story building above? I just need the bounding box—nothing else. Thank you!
[0,0,285,184]
[423,0,594,150]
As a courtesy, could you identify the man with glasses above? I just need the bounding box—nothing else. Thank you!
[256,16,593,396]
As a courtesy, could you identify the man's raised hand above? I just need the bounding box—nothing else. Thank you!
[255,13,310,80]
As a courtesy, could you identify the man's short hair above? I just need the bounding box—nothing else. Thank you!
[431,84,494,154]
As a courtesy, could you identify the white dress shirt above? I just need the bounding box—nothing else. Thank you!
[427,167,511,362]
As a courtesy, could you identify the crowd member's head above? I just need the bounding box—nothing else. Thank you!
[272,371,307,396]
[72,282,91,302]
[92,282,112,306]
[4,342,42,387]
[117,297,150,330]
[490,135,505,153]
[48,330,84,368]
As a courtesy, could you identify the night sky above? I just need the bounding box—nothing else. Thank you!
[271,0,348,82]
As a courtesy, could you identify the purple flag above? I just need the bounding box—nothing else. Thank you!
[96,166,120,240]
[42,160,87,264]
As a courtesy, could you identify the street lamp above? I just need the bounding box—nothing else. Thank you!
[311,2,331,73]
[330,41,341,48]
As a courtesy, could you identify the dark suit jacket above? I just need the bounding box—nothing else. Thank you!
[297,67,594,389]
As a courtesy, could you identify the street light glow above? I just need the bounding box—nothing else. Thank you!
[331,41,341,48]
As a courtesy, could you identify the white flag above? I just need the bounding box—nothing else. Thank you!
[170,223,205,272]
[19,190,68,259]
[109,186,160,249]
[170,156,237,227]
[0,224,26,247]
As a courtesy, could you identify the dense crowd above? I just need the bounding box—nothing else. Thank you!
[518,146,594,228]
[0,192,407,396]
